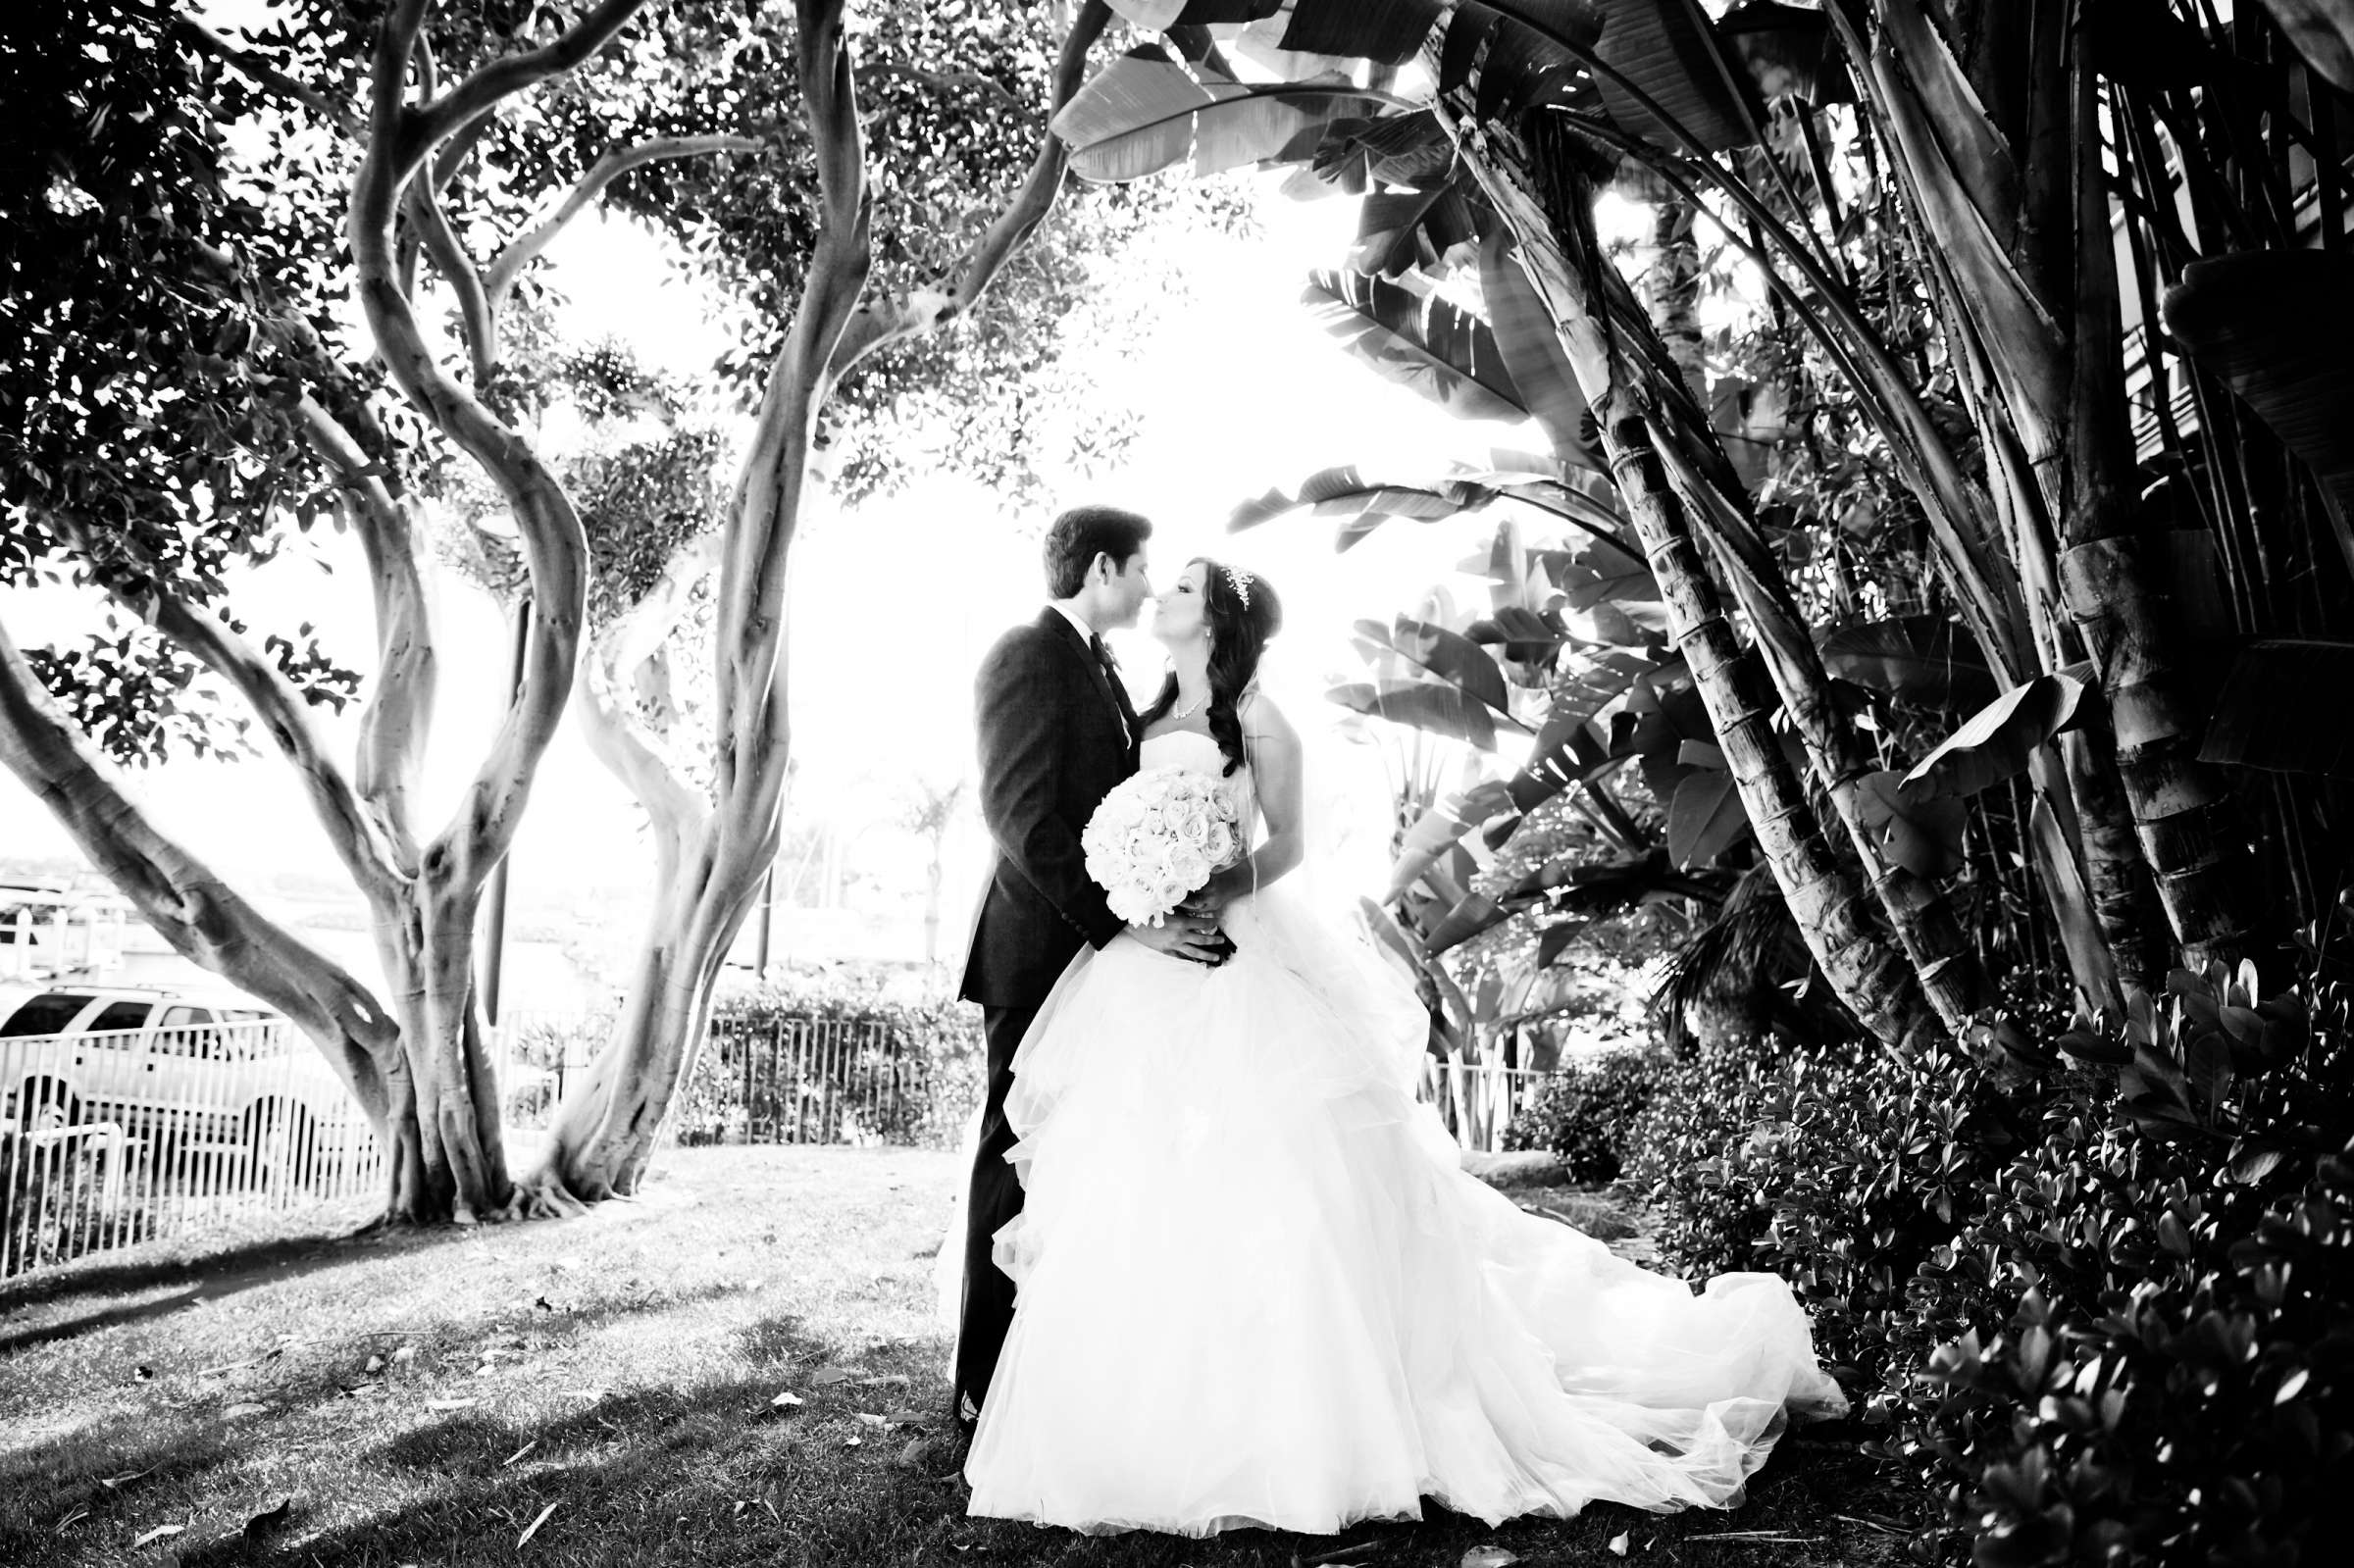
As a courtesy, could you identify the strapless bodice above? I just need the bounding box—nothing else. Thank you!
[1139,728,1228,776]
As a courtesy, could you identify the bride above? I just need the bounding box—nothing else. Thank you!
[958,557,1846,1537]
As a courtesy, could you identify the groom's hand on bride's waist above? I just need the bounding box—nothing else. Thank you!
[1128,914,1231,966]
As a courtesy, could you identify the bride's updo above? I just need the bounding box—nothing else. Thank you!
[1140,557,1283,777]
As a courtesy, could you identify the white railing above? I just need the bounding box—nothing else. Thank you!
[2,1019,382,1281]
[1419,1055,1560,1154]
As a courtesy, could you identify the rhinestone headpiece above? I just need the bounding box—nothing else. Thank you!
[1223,566,1254,609]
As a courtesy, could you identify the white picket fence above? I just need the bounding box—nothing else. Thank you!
[1420,1056,1560,1154]
[2,1018,383,1280]
[3,1008,1561,1283]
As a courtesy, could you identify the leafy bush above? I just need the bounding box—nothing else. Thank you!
[1625,965,2354,1564]
[1502,1048,1665,1183]
[673,972,984,1148]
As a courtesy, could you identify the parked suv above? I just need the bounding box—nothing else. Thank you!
[0,985,366,1188]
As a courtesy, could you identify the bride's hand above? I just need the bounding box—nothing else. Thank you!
[1128,914,1229,966]
[1180,866,1249,916]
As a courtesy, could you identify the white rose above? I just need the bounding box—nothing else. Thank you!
[1169,845,1209,889]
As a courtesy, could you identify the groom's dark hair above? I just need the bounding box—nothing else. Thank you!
[1044,505,1152,599]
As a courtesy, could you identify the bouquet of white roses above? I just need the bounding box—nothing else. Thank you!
[1082,767,1245,927]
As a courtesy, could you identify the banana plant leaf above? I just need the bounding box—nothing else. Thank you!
[1819,616,1997,711]
[1508,709,1615,812]
[2162,250,2354,582]
[1309,111,1459,194]
[1304,270,1529,425]
[1330,679,1505,750]
[2198,639,2354,780]
[1359,616,1518,720]
[1478,228,1602,472]
[2253,0,2354,90]
[1594,0,1764,151]
[1276,0,1448,65]
[1425,890,1512,954]
[1049,49,1395,182]
[1467,605,1570,664]
[1386,779,1517,899]
[1854,770,1968,881]
[1227,466,1470,545]
[1665,764,1749,869]
[1353,184,1478,278]
[1902,668,2093,800]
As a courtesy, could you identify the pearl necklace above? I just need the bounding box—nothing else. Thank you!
[1170,688,1208,721]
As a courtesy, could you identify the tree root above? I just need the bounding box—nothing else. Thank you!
[502,1167,598,1220]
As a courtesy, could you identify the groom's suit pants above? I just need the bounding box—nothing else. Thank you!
[954,998,1039,1423]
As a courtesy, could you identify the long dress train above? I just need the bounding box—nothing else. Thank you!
[961,730,1844,1537]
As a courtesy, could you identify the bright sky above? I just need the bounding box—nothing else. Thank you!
[1,150,1521,938]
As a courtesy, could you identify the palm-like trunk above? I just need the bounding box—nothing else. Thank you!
[1438,103,1940,1058]
[1851,0,2252,967]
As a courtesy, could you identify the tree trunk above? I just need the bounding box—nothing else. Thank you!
[1858,0,2253,966]
[1438,97,1943,1057]
[538,0,1116,1192]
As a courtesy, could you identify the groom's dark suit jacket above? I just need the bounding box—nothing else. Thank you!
[958,608,1141,1009]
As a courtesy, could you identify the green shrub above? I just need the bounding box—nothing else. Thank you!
[1624,965,2354,1565]
[1502,1048,1665,1184]
[673,972,983,1148]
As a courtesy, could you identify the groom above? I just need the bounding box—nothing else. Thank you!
[953,505,1227,1436]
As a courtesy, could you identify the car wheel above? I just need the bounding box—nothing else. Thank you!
[243,1100,315,1192]
[13,1078,80,1134]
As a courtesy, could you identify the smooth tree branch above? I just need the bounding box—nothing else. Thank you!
[484,134,767,309]
[828,0,1111,379]
[352,2,598,885]
[408,0,653,165]
[292,394,435,862]
[56,522,406,907]
[0,614,403,1117]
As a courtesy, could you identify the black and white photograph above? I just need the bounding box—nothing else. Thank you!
[3,2,2349,1565]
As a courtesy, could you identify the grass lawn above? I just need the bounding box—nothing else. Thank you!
[0,1147,1916,1567]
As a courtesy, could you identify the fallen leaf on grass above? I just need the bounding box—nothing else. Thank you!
[339,1382,383,1397]
[858,1373,911,1389]
[808,1367,853,1387]
[364,1355,385,1374]
[223,1401,272,1419]
[1609,1534,1630,1556]
[852,1412,890,1428]
[51,1505,89,1535]
[131,1523,186,1548]
[98,1463,162,1491]
[502,1441,538,1468]
[881,1406,931,1427]
[844,1436,863,1447]
[1461,1549,1520,1568]
[243,1495,294,1538]
[516,1501,560,1548]
[392,1345,418,1363]
[425,1398,478,1412]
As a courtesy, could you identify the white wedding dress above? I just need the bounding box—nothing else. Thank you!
[959,729,1845,1537]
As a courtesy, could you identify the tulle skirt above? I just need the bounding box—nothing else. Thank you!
[957,882,1846,1537]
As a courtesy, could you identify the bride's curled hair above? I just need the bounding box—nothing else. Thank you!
[1140,558,1283,776]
